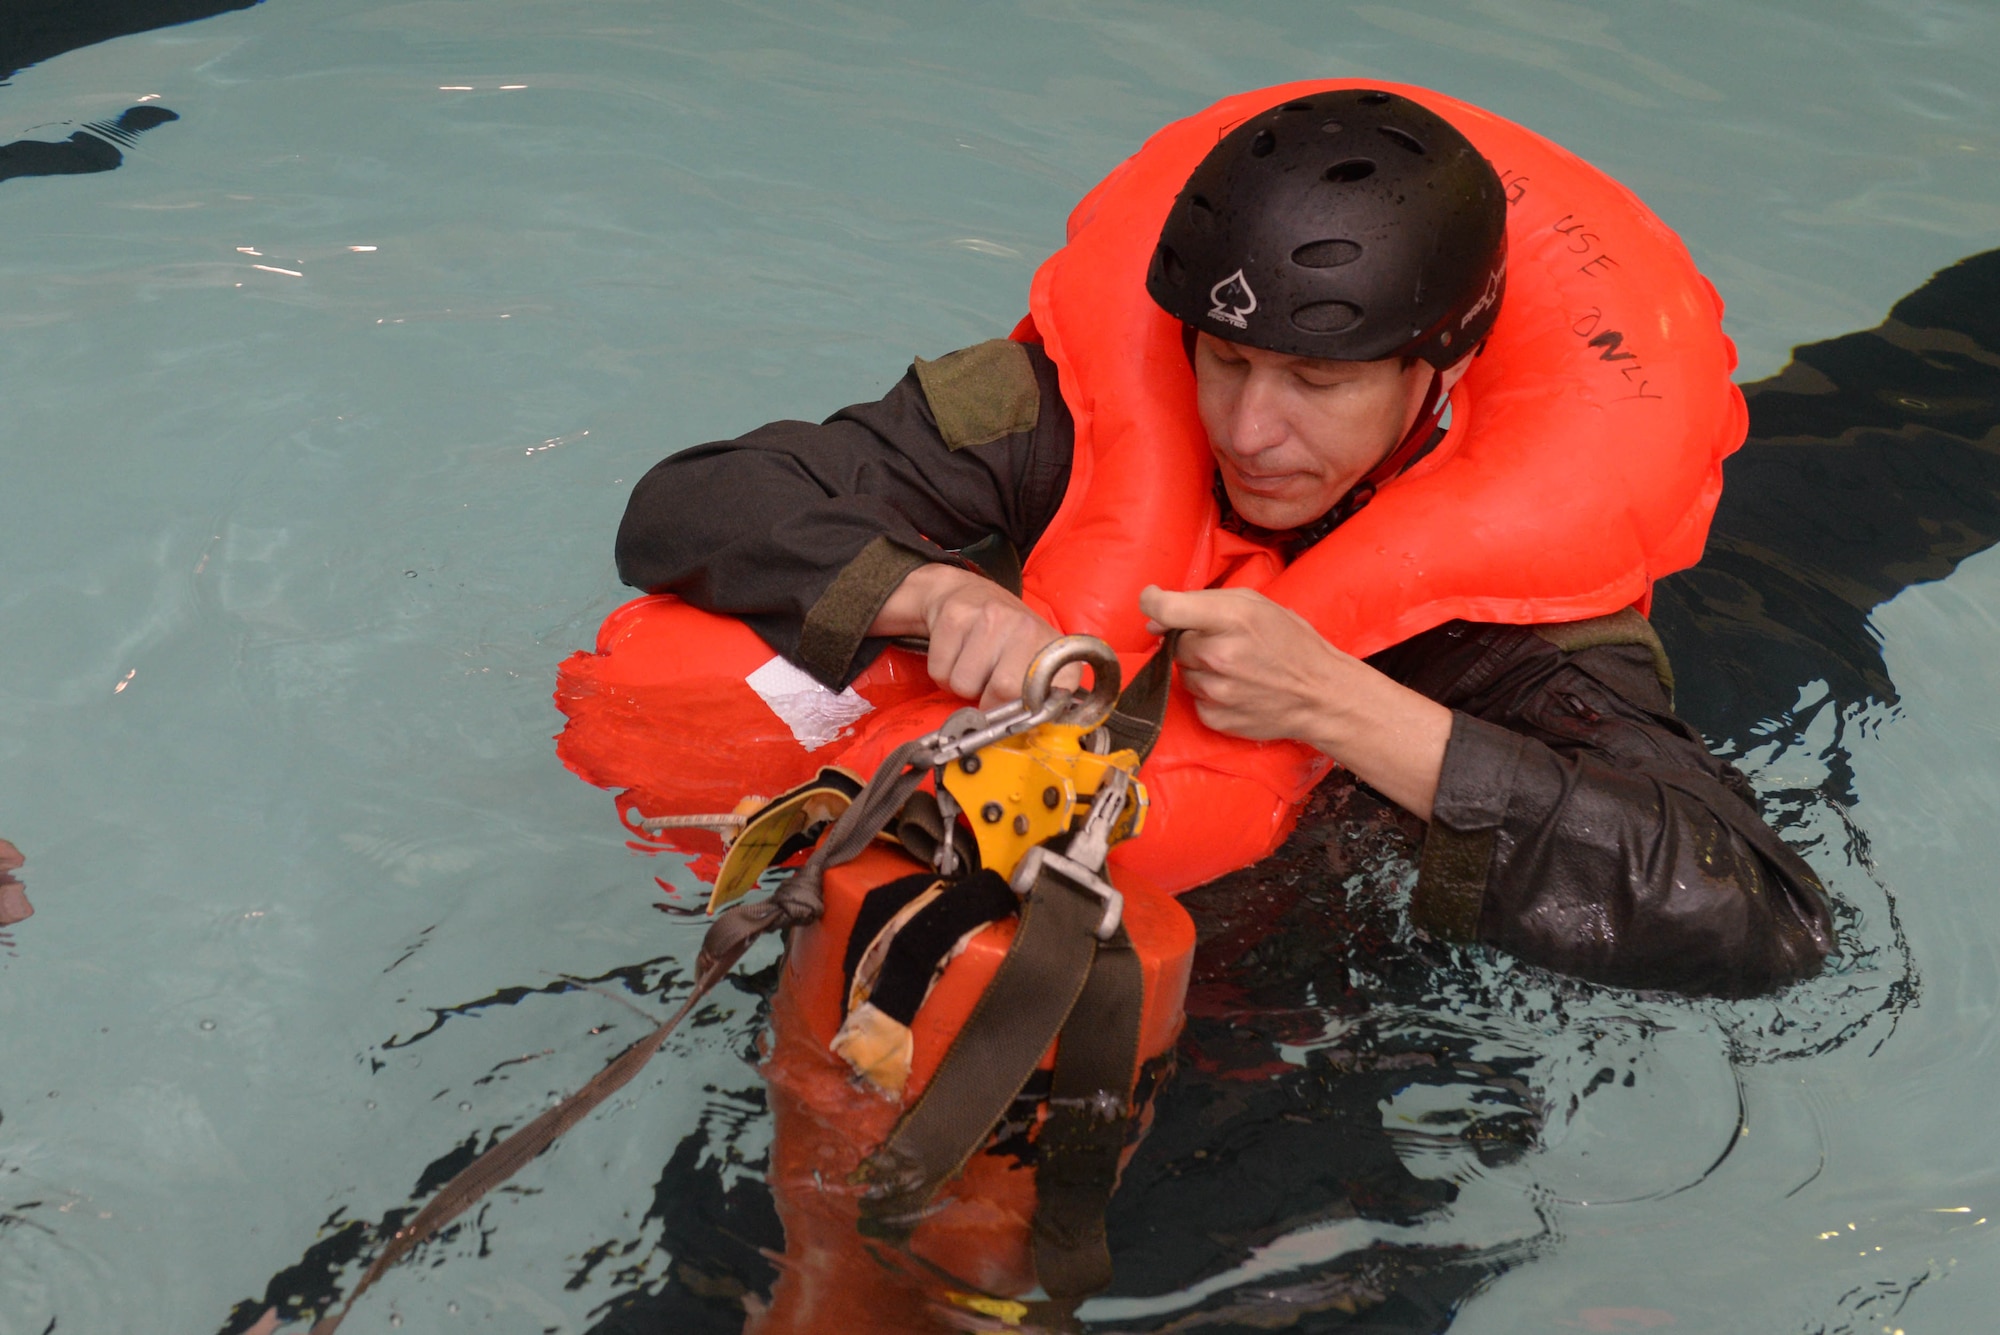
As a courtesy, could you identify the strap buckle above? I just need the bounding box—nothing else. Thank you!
[1009,846,1124,940]
[1006,767,1133,940]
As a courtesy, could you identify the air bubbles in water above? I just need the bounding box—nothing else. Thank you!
[199,1019,216,1031]
[457,1100,472,1111]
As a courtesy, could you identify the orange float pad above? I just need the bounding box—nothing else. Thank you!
[783,843,1194,1103]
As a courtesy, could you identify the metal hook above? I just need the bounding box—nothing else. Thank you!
[1020,635,1122,730]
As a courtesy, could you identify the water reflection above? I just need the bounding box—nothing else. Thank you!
[1094,779,1523,1333]
[1,0,259,80]
[225,251,1999,1332]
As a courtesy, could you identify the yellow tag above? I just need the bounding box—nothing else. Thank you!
[707,770,859,912]
[945,1292,1029,1325]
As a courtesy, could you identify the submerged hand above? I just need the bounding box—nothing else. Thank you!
[1138,585,1450,819]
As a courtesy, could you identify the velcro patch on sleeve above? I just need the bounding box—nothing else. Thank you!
[913,338,1041,450]
[1530,607,1675,698]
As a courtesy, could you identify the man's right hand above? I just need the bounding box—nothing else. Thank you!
[870,563,1066,709]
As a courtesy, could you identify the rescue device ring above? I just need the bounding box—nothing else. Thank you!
[1020,633,1122,729]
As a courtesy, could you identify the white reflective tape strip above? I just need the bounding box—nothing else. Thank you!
[745,655,873,752]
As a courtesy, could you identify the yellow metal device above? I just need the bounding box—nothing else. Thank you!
[939,720,1147,881]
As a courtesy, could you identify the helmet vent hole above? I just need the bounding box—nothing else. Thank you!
[1357,91,1392,105]
[1323,158,1376,184]
[1282,101,1314,111]
[1249,129,1277,158]
[1188,194,1215,229]
[1378,126,1426,155]
[1292,301,1364,334]
[1153,244,1185,286]
[1292,239,1362,269]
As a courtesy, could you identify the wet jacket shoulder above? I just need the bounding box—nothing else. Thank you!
[1371,614,1837,997]
[615,339,1072,686]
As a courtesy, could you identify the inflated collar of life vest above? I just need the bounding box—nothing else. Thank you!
[955,78,1745,891]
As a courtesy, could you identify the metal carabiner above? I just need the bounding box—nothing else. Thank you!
[915,634,1123,768]
[1020,635,1123,731]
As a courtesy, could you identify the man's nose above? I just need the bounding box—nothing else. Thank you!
[1223,370,1290,458]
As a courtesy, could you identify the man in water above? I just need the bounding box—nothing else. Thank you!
[613,89,1832,996]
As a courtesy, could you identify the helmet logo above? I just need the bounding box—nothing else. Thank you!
[1207,269,1258,330]
[1458,263,1504,329]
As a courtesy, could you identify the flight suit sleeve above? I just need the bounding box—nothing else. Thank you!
[1376,619,1837,997]
[613,340,1073,687]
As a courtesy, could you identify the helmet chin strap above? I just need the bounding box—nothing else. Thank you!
[1266,365,1448,551]
[1337,364,1448,516]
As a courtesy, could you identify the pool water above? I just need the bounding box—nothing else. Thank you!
[2,2,1998,1332]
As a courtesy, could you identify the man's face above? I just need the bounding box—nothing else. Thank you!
[1194,333,1434,531]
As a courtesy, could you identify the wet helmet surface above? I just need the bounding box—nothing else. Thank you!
[1147,89,1508,367]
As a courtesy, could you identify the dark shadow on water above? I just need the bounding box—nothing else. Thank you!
[0,0,263,186]
[1093,780,1528,1334]
[227,251,2000,1334]
[1,0,261,83]
[1655,248,2000,780]
[0,104,179,183]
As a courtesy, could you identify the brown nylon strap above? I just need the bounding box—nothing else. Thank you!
[311,738,942,1332]
[1104,630,1181,761]
[307,951,736,1335]
[855,872,1105,1236]
[1032,927,1143,1299]
[752,734,935,932]
[889,790,950,871]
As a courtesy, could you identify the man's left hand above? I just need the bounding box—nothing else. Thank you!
[1138,585,1341,741]
[1138,584,1451,819]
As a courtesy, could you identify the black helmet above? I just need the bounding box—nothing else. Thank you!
[1147,89,1507,368]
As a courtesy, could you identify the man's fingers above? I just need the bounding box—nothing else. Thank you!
[922,577,1081,708]
[981,635,1071,709]
[1139,584,1227,633]
[949,624,1009,701]
[1139,584,1263,635]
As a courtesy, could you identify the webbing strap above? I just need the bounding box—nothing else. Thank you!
[309,738,942,1329]
[694,733,936,977]
[1033,929,1143,1299]
[1103,630,1181,762]
[855,870,1106,1235]
[306,952,734,1335]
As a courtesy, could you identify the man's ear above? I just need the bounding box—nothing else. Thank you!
[1437,354,1476,397]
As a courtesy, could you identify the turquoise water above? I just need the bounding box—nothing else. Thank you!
[1,2,1998,1331]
